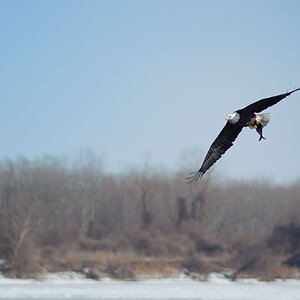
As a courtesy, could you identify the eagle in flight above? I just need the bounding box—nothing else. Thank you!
[186,88,300,182]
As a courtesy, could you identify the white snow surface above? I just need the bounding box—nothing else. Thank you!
[0,272,300,299]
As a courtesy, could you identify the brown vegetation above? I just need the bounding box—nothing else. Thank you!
[0,154,300,279]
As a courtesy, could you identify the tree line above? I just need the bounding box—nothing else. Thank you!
[0,153,300,278]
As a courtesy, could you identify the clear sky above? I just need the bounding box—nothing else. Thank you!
[0,0,300,182]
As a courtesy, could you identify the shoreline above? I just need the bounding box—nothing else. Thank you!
[1,271,300,283]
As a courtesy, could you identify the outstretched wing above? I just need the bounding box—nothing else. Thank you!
[186,123,243,182]
[240,88,300,114]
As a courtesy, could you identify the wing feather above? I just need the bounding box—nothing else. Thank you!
[240,88,299,114]
[186,123,243,182]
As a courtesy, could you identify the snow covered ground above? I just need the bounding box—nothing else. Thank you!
[0,272,300,300]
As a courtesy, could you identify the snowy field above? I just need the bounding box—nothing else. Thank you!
[0,273,300,300]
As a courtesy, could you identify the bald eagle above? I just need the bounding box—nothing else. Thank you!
[186,88,300,182]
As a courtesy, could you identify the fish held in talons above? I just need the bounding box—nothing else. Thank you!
[255,123,266,141]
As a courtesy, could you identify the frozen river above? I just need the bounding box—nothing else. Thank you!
[0,273,300,300]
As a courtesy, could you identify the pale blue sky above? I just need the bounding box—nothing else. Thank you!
[0,0,300,182]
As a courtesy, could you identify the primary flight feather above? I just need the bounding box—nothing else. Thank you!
[186,88,300,183]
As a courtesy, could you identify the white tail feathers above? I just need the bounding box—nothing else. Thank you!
[256,113,270,127]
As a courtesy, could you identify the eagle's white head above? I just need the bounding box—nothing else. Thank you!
[225,112,240,124]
